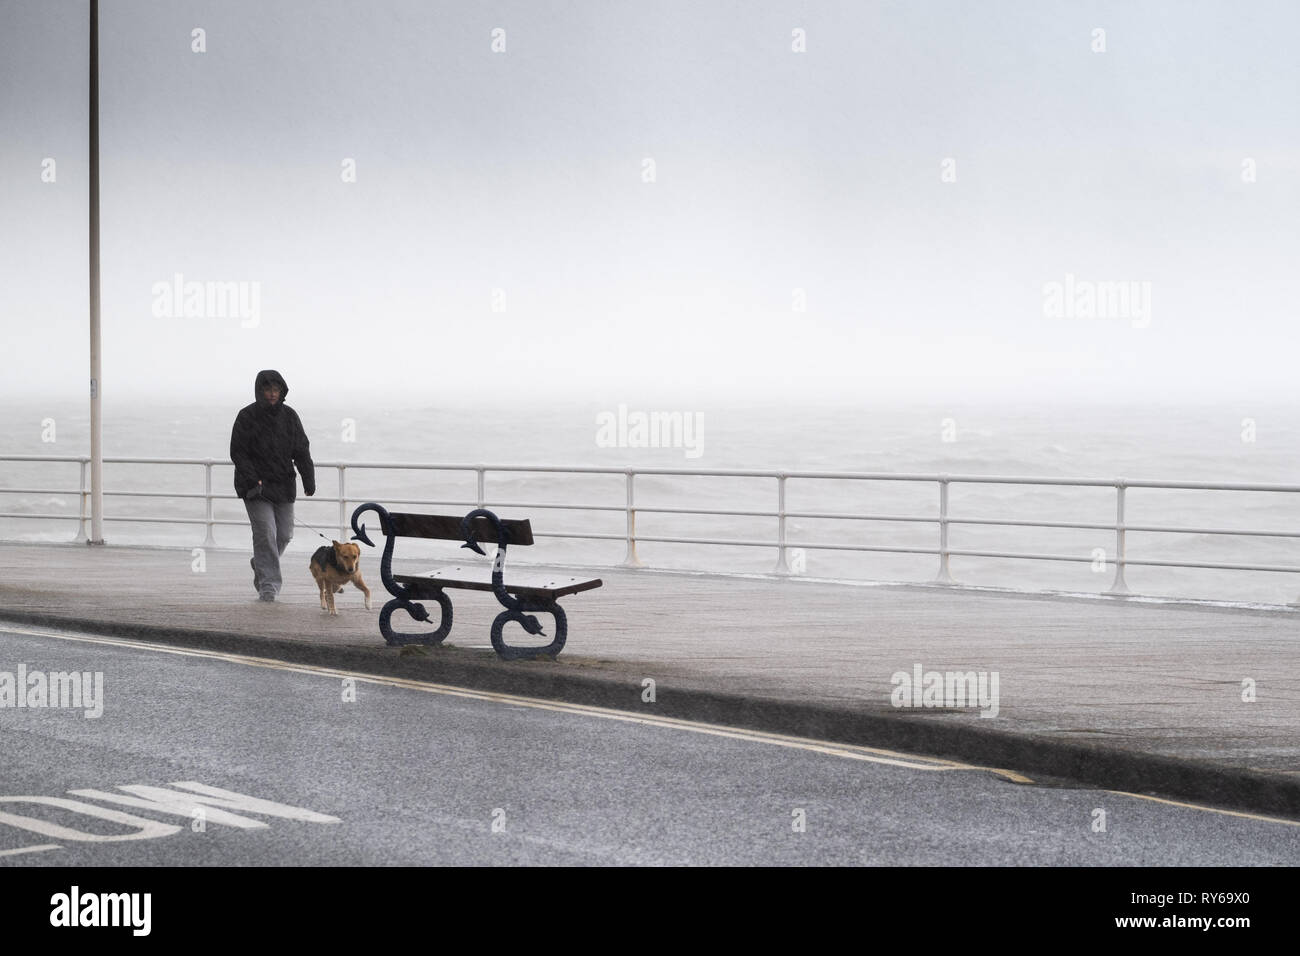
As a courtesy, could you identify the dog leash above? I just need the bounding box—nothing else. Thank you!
[249,481,335,541]
[294,517,334,541]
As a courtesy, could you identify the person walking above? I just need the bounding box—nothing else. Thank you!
[230,369,315,601]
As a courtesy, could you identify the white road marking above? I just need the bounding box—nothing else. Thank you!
[11,622,1300,829]
[0,843,61,858]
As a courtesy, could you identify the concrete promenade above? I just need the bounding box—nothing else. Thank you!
[0,541,1297,817]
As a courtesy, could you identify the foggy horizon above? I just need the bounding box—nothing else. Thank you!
[3,1,1298,406]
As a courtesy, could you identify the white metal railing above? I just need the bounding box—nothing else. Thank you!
[4,454,1300,602]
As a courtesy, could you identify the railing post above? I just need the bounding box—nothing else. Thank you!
[201,460,217,547]
[934,476,955,584]
[1107,479,1130,596]
[337,466,347,541]
[476,466,486,509]
[773,474,790,575]
[621,470,643,568]
[74,458,88,543]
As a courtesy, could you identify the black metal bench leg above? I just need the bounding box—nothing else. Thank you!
[378,591,453,647]
[490,602,567,661]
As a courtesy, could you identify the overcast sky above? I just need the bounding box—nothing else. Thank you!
[2,0,1297,406]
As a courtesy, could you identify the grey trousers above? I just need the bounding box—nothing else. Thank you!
[244,496,295,596]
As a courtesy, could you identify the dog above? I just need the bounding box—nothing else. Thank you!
[309,540,372,615]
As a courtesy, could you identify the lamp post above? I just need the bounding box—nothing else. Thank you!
[88,0,104,545]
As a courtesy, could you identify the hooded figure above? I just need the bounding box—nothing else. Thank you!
[230,370,316,503]
[231,370,315,601]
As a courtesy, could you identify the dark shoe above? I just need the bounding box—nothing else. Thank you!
[259,590,276,602]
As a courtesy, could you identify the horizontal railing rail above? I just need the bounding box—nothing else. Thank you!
[3,453,1300,602]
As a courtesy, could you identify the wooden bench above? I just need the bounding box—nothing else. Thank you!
[348,503,602,660]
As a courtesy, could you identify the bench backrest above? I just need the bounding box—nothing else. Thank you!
[383,512,534,546]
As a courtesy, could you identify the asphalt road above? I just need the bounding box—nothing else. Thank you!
[1,624,1297,866]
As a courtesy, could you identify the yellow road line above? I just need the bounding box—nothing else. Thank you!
[4,623,1031,781]
[14,622,1300,827]
[1105,790,1300,828]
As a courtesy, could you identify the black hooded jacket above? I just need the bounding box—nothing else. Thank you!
[230,370,315,503]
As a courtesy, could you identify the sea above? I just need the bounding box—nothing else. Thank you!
[3,397,1299,606]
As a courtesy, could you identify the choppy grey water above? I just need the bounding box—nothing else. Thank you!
[3,398,1299,605]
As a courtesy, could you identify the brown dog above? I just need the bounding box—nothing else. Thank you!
[310,541,372,615]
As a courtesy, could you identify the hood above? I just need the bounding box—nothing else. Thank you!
[254,369,289,416]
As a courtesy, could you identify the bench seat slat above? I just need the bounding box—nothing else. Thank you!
[385,512,534,546]
[394,566,602,599]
